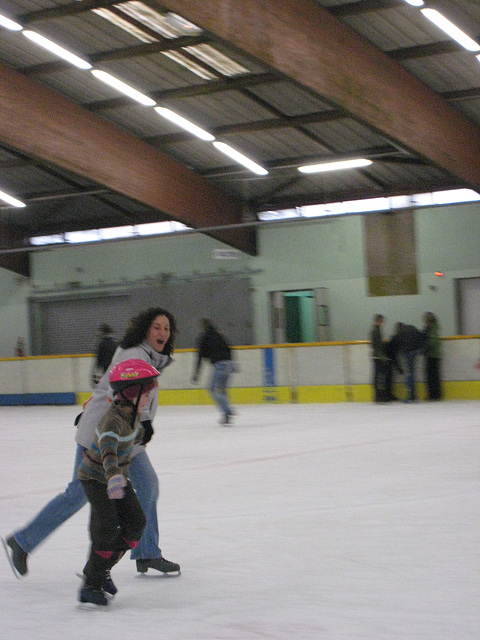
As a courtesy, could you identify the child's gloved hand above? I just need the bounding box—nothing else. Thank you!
[140,420,154,445]
[107,474,127,500]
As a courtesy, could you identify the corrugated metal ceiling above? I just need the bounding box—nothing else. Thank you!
[0,0,479,262]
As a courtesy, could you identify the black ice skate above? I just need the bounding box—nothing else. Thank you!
[103,570,117,596]
[220,409,236,425]
[79,584,109,607]
[136,557,181,575]
[77,570,117,597]
[2,536,28,577]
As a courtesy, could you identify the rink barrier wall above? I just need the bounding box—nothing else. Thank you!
[0,337,478,406]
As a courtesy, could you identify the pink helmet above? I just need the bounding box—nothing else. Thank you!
[109,359,159,400]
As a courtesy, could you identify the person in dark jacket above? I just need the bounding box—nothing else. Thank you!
[384,330,403,401]
[423,311,442,400]
[394,322,427,402]
[370,314,389,402]
[92,324,117,386]
[192,318,235,424]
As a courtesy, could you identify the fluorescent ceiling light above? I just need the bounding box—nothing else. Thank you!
[421,9,480,52]
[213,142,268,175]
[0,189,26,207]
[0,13,22,30]
[135,220,190,235]
[91,70,156,106]
[23,31,92,69]
[298,158,373,173]
[30,235,64,246]
[402,0,424,6]
[155,107,215,140]
[65,230,101,244]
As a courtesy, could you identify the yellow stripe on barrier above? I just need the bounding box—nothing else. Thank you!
[76,380,479,407]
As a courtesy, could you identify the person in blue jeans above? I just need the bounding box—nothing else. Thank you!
[191,318,236,425]
[5,307,180,578]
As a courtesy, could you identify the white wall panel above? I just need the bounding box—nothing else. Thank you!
[25,358,75,393]
[294,345,345,385]
[1,338,478,398]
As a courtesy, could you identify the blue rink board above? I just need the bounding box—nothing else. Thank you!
[0,393,76,406]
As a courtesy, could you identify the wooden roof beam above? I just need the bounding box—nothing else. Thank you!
[0,63,256,255]
[162,0,480,193]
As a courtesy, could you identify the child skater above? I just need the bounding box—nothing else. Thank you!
[78,359,160,606]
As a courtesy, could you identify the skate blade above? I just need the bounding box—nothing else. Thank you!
[137,569,181,578]
[1,537,22,580]
[77,602,110,611]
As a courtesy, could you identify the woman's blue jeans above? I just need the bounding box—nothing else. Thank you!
[209,361,232,417]
[14,444,162,560]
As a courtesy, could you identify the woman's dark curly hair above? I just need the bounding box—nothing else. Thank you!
[120,307,177,356]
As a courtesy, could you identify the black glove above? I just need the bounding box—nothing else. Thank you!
[140,420,154,445]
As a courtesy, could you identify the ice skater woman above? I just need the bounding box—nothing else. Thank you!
[5,307,180,578]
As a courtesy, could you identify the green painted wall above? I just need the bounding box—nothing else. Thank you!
[0,202,479,355]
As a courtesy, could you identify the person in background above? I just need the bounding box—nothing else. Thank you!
[92,323,117,386]
[422,312,442,401]
[384,329,403,401]
[370,314,389,403]
[5,307,180,579]
[192,318,236,424]
[394,321,427,403]
[15,337,26,357]
[79,359,158,606]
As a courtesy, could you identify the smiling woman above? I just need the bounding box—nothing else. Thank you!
[5,306,181,585]
[146,314,172,353]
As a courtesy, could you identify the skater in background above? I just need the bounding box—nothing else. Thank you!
[370,314,389,402]
[5,307,180,579]
[422,312,442,401]
[192,318,236,424]
[15,336,26,357]
[393,321,427,402]
[91,323,117,386]
[78,359,158,606]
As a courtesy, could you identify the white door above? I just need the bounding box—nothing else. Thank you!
[457,277,480,334]
[270,288,330,343]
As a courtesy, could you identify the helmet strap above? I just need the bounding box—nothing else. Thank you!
[119,384,145,427]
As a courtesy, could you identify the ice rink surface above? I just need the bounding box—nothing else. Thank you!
[1,401,479,640]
